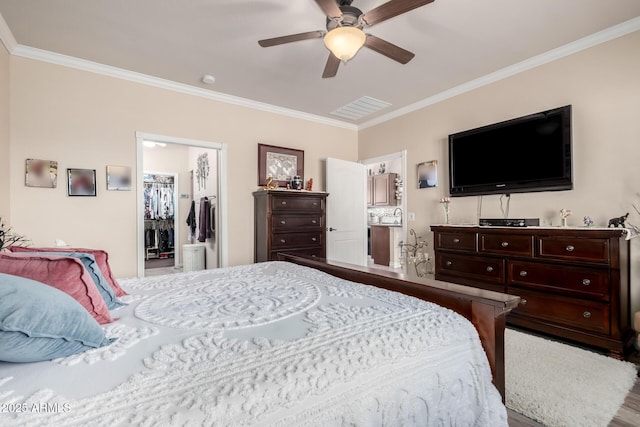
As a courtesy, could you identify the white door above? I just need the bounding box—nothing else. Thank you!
[325,158,367,266]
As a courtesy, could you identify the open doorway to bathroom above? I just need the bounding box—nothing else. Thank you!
[136,132,227,277]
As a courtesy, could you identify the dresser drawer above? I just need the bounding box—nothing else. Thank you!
[480,233,533,257]
[510,289,610,334]
[436,253,504,284]
[272,232,322,249]
[271,196,324,212]
[436,232,477,251]
[272,215,323,230]
[537,236,609,263]
[507,261,609,300]
[271,247,324,261]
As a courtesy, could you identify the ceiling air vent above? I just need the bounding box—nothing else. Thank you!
[330,96,391,121]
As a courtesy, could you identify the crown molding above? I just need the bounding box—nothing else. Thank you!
[0,12,17,53]
[8,44,358,131]
[359,16,640,130]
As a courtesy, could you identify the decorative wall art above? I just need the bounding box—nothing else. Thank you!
[67,168,97,197]
[258,143,304,187]
[25,159,58,188]
[106,165,132,191]
[196,152,210,192]
[417,160,438,189]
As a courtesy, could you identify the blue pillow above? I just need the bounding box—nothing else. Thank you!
[0,273,115,363]
[31,252,126,310]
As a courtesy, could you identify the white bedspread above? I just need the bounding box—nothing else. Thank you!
[0,262,506,426]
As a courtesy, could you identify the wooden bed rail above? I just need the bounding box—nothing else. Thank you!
[278,254,520,401]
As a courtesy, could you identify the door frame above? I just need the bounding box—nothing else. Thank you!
[360,150,408,261]
[135,132,228,277]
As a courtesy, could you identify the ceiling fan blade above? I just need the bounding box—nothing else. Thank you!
[315,0,343,19]
[322,53,340,78]
[364,35,415,64]
[362,0,435,26]
[258,31,324,47]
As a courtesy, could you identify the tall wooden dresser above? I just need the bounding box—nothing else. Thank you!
[253,190,328,262]
[431,225,632,357]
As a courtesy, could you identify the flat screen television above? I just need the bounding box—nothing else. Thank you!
[448,105,572,197]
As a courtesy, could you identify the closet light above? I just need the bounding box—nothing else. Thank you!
[143,141,167,148]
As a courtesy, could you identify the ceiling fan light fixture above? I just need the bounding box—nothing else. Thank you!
[323,26,366,63]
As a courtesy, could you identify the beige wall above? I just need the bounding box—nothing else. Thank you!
[8,56,358,276]
[0,43,9,221]
[358,30,640,309]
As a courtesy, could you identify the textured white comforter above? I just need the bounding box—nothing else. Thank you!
[0,262,506,426]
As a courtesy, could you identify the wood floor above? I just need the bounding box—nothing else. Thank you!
[507,375,640,426]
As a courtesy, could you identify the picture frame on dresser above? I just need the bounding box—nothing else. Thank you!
[257,143,304,187]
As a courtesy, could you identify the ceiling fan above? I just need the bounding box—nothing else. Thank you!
[258,0,435,78]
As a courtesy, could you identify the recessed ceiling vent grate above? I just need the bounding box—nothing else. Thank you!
[330,96,391,121]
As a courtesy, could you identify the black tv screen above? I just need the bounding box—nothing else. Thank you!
[448,105,572,197]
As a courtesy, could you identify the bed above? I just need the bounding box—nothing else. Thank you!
[0,257,518,426]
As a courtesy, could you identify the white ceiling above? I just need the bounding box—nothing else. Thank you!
[0,0,639,127]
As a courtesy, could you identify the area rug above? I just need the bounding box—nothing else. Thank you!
[505,328,637,427]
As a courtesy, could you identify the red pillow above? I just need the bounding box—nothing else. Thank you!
[0,253,113,324]
[8,247,127,297]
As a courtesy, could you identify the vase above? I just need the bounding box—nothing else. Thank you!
[561,218,568,227]
[443,204,450,225]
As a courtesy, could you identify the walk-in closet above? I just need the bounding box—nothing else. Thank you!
[143,173,176,269]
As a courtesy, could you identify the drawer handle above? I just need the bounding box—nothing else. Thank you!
[582,279,591,286]
[452,238,460,243]
[446,261,452,267]
[486,266,494,272]
[501,241,509,247]
[311,220,317,224]
[520,299,527,305]
[312,202,318,206]
[281,201,287,206]
[280,220,286,225]
[565,245,575,252]
[311,237,317,242]
[519,270,528,277]
[583,311,591,319]
[311,255,317,258]
[280,239,286,243]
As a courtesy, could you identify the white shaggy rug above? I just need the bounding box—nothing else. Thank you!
[505,329,637,427]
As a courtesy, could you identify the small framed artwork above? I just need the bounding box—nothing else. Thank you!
[417,160,438,188]
[106,165,132,191]
[25,159,58,188]
[67,168,97,196]
[258,143,304,187]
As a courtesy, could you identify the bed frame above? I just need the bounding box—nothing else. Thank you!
[279,254,520,401]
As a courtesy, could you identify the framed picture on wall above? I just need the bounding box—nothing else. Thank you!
[67,168,97,196]
[417,160,438,188]
[106,165,132,191]
[258,143,304,187]
[25,159,58,188]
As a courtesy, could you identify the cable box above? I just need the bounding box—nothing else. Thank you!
[479,218,540,227]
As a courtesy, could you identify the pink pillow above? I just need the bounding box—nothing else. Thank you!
[0,253,113,324]
[8,247,127,297]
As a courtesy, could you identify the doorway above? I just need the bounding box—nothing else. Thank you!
[136,132,228,278]
[143,172,179,273]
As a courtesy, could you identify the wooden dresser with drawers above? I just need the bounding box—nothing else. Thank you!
[431,225,631,357]
[254,190,328,262]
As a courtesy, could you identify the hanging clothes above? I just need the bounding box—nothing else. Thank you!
[186,200,196,242]
[198,197,211,242]
[143,180,175,220]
